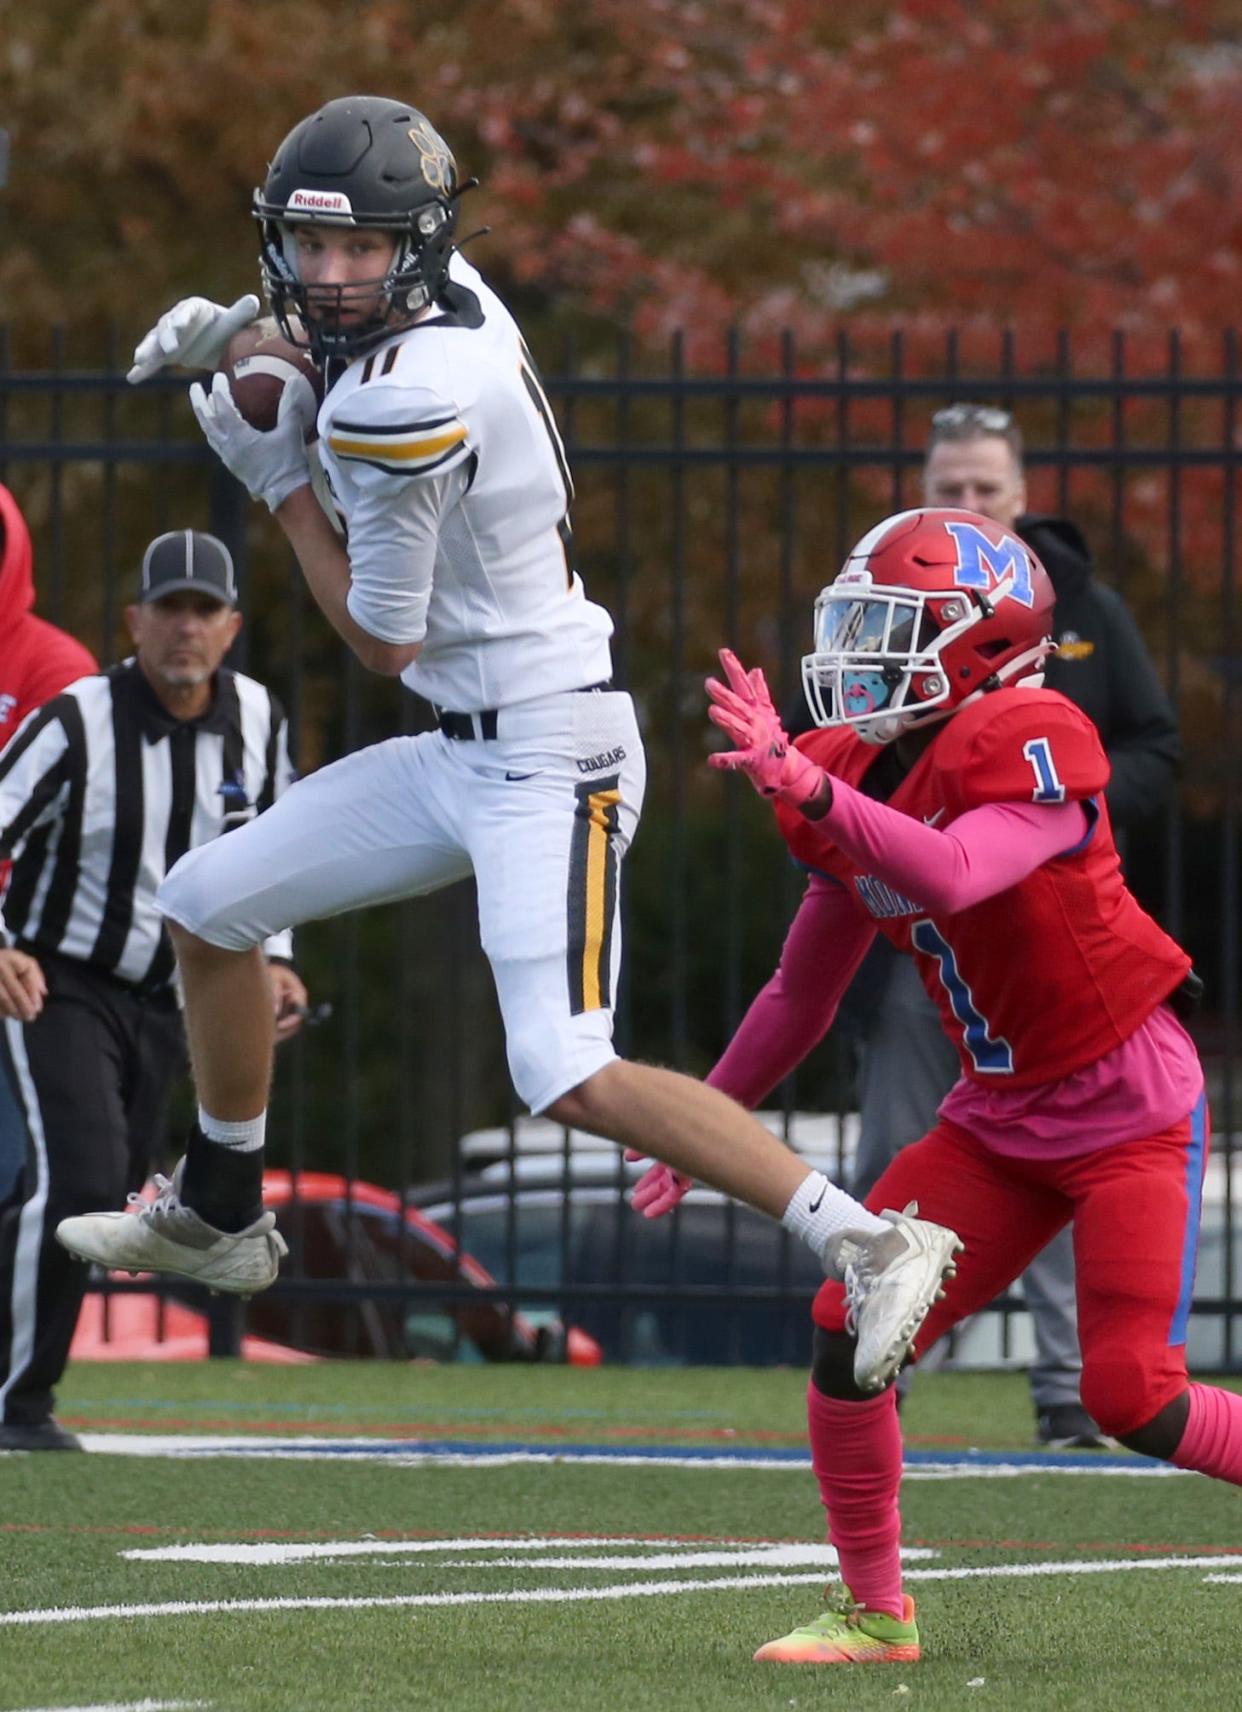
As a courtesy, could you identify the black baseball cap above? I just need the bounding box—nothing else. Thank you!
[139,530,237,606]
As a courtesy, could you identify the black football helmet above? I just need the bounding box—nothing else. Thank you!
[254,95,463,362]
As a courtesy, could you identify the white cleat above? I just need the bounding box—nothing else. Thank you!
[55,1162,287,1298]
[839,1202,963,1392]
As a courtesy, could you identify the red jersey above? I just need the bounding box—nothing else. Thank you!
[775,688,1190,1087]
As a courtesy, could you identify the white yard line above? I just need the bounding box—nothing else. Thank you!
[902,1556,1242,1581]
[0,1575,852,1626]
[903,1464,1185,1480]
[5,1556,1242,1628]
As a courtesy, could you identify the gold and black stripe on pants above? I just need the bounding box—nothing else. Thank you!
[567,775,621,1015]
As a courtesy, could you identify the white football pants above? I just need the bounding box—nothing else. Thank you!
[158,689,646,1113]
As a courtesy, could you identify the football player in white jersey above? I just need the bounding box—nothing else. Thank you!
[57,96,960,1389]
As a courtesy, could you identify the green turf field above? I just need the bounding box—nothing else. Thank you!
[3,1362,1241,1712]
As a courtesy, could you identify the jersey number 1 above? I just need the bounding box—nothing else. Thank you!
[1022,737,1067,803]
[911,919,1014,1074]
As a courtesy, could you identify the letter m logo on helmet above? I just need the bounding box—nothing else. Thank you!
[943,520,1036,609]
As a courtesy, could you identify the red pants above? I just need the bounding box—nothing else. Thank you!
[813,1097,1209,1437]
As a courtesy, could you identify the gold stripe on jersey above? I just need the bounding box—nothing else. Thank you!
[327,419,469,475]
[567,777,621,1015]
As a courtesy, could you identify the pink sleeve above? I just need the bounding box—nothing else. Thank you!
[707,874,875,1108]
[819,781,1090,914]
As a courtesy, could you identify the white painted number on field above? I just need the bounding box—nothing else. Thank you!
[11,1702,210,1712]
[119,1535,937,1569]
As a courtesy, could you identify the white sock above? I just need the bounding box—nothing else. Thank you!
[198,1106,266,1152]
[781,1170,889,1264]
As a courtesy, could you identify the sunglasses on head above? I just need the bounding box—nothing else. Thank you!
[931,404,1013,433]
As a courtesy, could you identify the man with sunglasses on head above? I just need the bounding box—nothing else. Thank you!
[842,402,1181,1448]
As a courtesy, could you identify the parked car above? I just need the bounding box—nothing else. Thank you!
[429,1118,1242,1375]
[415,1114,856,1366]
[72,1170,602,1366]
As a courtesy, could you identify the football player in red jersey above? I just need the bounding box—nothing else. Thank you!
[632,508,1231,1665]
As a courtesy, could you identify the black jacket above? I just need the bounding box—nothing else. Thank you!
[1018,514,1180,829]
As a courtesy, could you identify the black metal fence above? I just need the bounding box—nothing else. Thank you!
[2,326,1239,1368]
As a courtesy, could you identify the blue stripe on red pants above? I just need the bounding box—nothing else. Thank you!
[1168,1091,1209,1347]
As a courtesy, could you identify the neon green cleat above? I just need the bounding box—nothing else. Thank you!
[753,1588,921,1664]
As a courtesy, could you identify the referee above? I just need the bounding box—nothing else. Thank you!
[0,530,307,1449]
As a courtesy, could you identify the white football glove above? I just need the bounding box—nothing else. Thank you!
[188,370,316,513]
[127,293,261,384]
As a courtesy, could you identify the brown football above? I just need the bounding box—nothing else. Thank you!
[218,317,323,439]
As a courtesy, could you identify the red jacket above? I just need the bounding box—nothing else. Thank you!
[0,483,97,748]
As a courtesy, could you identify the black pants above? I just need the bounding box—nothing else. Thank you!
[0,952,184,1425]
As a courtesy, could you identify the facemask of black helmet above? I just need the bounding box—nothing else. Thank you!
[252,98,463,364]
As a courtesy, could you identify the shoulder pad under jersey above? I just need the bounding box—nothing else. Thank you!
[932,688,1109,814]
[324,363,472,483]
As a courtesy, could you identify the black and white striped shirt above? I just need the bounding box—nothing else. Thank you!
[0,659,294,989]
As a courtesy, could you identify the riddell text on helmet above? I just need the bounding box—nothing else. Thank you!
[288,189,353,215]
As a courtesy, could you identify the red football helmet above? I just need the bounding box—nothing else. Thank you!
[801,507,1056,744]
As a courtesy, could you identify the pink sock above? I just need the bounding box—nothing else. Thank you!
[806,1378,905,1619]
[1170,1383,1242,1483]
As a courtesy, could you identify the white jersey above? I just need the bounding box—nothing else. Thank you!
[316,254,614,713]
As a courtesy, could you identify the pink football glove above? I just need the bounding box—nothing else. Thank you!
[624,1149,693,1219]
[706,649,827,812]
